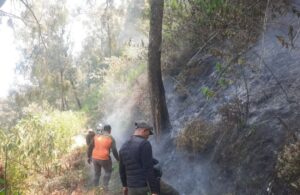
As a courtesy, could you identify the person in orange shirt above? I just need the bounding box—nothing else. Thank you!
[87,124,119,190]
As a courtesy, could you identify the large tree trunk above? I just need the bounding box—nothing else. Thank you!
[148,0,171,136]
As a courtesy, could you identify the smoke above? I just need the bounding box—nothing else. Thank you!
[92,0,150,147]
[149,134,201,194]
[102,98,138,148]
[71,134,86,149]
[118,0,148,47]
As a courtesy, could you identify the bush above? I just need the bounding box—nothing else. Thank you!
[0,103,87,194]
[162,0,287,75]
[218,97,248,128]
[176,118,216,153]
[96,46,151,122]
[276,140,300,190]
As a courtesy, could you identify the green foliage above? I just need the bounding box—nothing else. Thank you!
[101,47,147,100]
[215,62,231,87]
[82,44,148,125]
[0,104,86,193]
[162,0,274,75]
[194,0,228,14]
[201,86,215,100]
[217,78,229,87]
[215,62,222,73]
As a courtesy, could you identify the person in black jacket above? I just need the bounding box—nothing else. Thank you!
[153,159,179,195]
[119,121,159,195]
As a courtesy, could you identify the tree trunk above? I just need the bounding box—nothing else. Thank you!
[148,0,171,136]
[70,79,82,109]
[60,69,67,111]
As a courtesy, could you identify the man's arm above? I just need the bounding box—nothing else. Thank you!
[111,137,120,161]
[87,138,94,159]
[119,153,127,187]
[140,142,159,194]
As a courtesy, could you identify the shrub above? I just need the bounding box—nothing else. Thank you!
[218,97,248,128]
[176,118,216,153]
[276,141,300,190]
[162,0,288,75]
[0,103,87,193]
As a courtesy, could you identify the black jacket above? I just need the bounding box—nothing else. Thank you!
[119,135,159,193]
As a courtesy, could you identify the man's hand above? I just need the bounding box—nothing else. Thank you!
[122,187,128,195]
[87,158,92,164]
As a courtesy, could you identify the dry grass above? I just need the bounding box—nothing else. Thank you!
[176,118,216,153]
[218,97,248,129]
[36,146,122,195]
[276,140,300,190]
[25,147,89,195]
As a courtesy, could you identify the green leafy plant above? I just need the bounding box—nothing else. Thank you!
[215,62,222,73]
[0,104,86,193]
[195,0,228,14]
[201,86,215,100]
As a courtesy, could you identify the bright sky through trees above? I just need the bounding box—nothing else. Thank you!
[0,2,18,98]
[0,0,124,98]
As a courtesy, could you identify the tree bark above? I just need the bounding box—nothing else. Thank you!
[148,0,171,136]
[70,79,82,109]
[60,69,67,111]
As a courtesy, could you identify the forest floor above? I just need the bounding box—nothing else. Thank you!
[38,147,122,195]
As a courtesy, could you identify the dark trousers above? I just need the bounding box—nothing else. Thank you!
[92,158,112,188]
[128,186,149,195]
[128,180,179,195]
[160,180,179,195]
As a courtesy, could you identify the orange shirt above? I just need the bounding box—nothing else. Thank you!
[92,135,113,160]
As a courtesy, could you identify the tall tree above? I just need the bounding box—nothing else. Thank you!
[148,0,171,136]
[15,0,81,110]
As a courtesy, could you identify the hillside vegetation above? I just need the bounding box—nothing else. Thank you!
[1,0,300,194]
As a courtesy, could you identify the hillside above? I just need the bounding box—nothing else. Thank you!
[1,0,300,195]
[156,0,300,194]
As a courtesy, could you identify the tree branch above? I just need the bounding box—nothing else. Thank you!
[187,31,218,67]
[0,9,27,24]
[213,48,250,87]
[254,52,291,103]
[19,0,47,49]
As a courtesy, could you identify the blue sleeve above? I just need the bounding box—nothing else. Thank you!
[119,151,127,187]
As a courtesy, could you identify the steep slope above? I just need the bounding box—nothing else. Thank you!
[157,1,300,194]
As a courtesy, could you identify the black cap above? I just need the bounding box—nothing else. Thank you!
[135,121,154,135]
